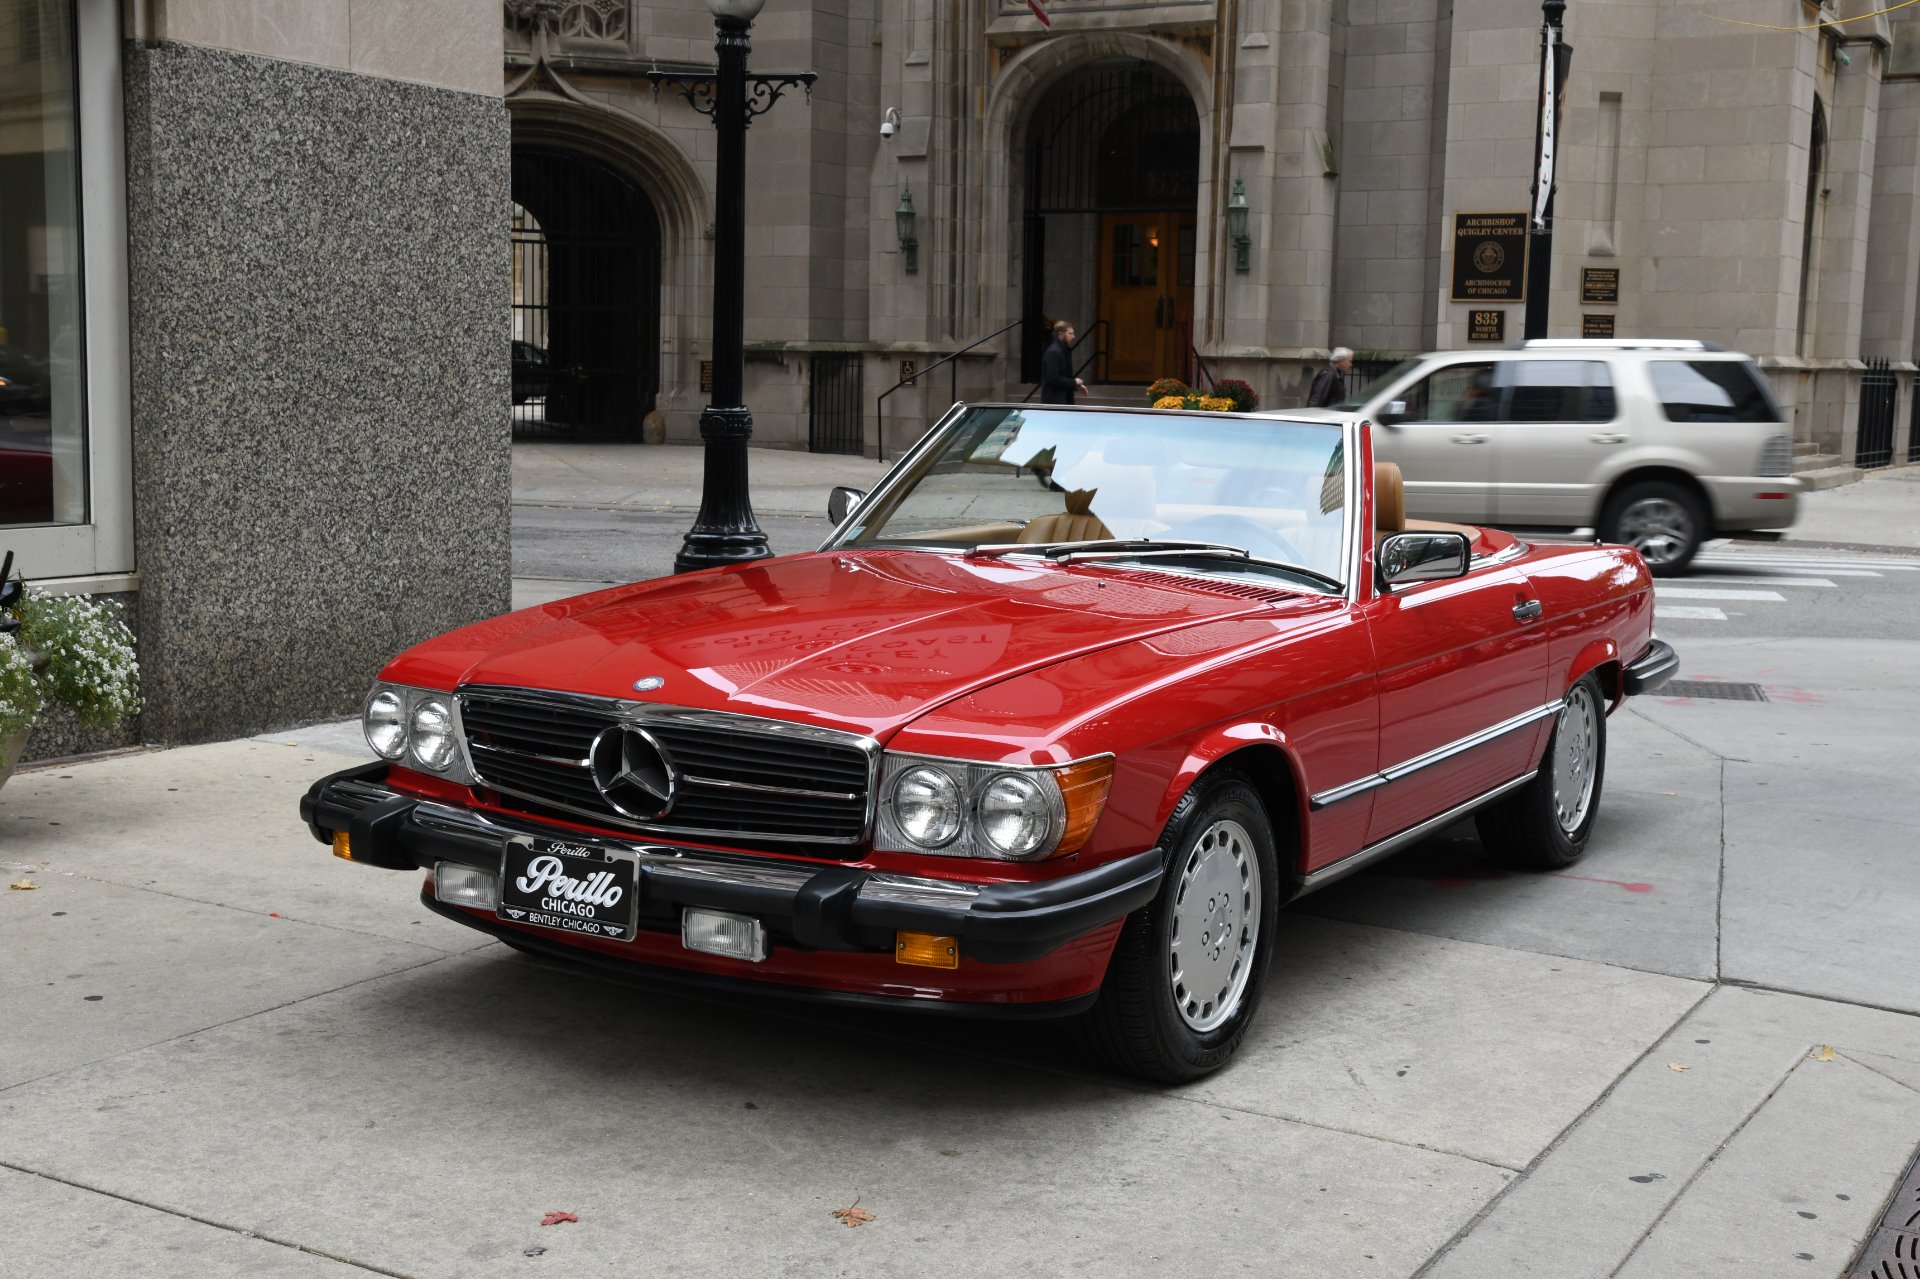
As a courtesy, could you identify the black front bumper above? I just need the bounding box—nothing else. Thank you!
[301,762,1163,967]
[1623,637,1680,696]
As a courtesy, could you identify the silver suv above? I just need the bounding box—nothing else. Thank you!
[1320,339,1800,574]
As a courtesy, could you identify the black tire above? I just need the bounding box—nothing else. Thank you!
[1476,673,1608,870]
[1075,771,1282,1083]
[1602,480,1706,577]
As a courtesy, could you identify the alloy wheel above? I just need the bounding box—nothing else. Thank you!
[1615,496,1695,567]
[1168,817,1262,1032]
[1551,682,1600,833]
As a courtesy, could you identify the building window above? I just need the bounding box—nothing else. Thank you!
[1,0,85,530]
[2,0,131,583]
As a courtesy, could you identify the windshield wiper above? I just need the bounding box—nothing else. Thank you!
[966,539,1345,592]
[967,538,1248,561]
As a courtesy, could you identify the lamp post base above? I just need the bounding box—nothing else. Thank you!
[673,404,772,574]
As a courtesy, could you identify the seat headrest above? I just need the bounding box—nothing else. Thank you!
[1374,462,1406,535]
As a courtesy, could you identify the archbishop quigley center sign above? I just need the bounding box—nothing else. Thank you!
[1451,212,1528,303]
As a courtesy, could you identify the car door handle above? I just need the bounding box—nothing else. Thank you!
[1513,599,1543,622]
[1451,433,1488,445]
[1589,432,1628,445]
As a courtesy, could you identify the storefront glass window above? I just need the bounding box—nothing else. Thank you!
[1,0,86,528]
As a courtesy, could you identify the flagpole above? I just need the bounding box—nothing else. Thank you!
[1524,0,1568,341]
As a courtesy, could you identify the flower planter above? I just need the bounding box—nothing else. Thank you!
[0,722,29,793]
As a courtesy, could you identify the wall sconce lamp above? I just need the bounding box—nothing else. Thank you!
[896,182,919,275]
[1226,175,1251,274]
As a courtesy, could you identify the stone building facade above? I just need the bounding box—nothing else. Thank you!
[503,0,1920,465]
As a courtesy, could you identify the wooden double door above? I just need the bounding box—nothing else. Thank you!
[1097,213,1196,384]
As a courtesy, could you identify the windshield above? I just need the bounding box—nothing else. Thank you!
[832,407,1351,588]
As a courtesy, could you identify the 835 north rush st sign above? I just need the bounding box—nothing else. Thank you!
[1451,212,1528,303]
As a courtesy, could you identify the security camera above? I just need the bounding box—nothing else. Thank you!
[881,107,901,139]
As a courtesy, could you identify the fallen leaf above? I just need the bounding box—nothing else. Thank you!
[9,880,35,891]
[831,1198,875,1228]
[539,1211,578,1227]
[1811,1045,1835,1062]
[1666,1062,1691,1072]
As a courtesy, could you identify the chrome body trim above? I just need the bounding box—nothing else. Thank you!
[456,685,882,845]
[408,796,985,908]
[470,741,589,770]
[1299,771,1538,893]
[1309,699,1563,810]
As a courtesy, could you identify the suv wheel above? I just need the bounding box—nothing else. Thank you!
[1602,481,1705,576]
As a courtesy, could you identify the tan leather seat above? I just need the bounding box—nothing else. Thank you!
[1374,462,1406,546]
[1019,489,1114,543]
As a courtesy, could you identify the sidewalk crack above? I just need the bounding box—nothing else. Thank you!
[0,1163,421,1278]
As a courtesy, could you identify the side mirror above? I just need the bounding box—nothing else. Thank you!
[827,486,866,525]
[1377,399,1409,426]
[1378,531,1471,589]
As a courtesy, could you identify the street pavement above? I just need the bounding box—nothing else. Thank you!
[3,448,1918,1277]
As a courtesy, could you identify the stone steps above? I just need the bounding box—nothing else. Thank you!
[1793,451,1863,489]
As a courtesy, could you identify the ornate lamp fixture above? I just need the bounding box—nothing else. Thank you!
[896,184,919,275]
[1226,176,1251,275]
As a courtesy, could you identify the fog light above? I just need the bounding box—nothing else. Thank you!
[434,862,498,910]
[682,908,768,962]
[895,931,959,969]
[332,831,352,861]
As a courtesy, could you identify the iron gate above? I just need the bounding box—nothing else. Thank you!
[1911,374,1920,463]
[1856,357,1895,469]
[809,354,864,455]
[510,148,660,439]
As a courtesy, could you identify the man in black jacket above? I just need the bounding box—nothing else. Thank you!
[1307,346,1353,408]
[1039,320,1086,404]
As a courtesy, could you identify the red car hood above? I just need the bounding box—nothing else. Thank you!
[388,550,1308,740]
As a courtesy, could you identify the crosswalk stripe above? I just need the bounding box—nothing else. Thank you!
[1655,586,1786,601]
[1685,575,1837,587]
[1655,605,1728,620]
[1695,566,1882,578]
[1697,555,1918,572]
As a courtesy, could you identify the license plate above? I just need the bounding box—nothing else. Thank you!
[497,836,639,942]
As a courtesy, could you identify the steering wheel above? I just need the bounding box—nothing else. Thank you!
[1162,514,1307,565]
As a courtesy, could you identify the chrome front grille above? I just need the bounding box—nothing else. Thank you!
[457,688,875,845]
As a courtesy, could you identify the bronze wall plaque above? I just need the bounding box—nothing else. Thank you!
[1450,212,1528,302]
[1582,313,1616,339]
[699,360,714,394]
[1581,267,1619,305]
[1468,309,1507,343]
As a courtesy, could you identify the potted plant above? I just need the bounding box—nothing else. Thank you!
[0,552,141,791]
[1213,378,1260,413]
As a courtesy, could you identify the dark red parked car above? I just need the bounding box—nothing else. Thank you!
[303,406,1675,1080]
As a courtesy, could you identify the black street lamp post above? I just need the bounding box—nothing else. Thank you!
[648,1,815,574]
[1524,0,1571,341]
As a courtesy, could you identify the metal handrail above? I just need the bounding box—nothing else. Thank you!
[875,318,1022,463]
[1180,323,1216,392]
[1021,319,1110,404]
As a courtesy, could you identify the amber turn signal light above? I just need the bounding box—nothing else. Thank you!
[331,831,352,861]
[896,932,959,969]
[1051,756,1115,856]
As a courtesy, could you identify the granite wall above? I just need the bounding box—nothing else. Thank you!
[124,41,512,744]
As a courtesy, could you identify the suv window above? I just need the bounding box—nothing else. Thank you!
[1399,362,1499,423]
[1649,360,1783,423]
[1506,360,1616,423]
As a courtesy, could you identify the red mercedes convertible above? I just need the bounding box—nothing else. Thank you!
[303,406,1676,1081]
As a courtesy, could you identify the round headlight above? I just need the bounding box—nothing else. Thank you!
[364,690,407,760]
[892,766,962,848]
[978,772,1052,858]
[408,698,457,771]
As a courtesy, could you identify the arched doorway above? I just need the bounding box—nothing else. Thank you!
[510,147,661,435]
[1021,62,1199,384]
